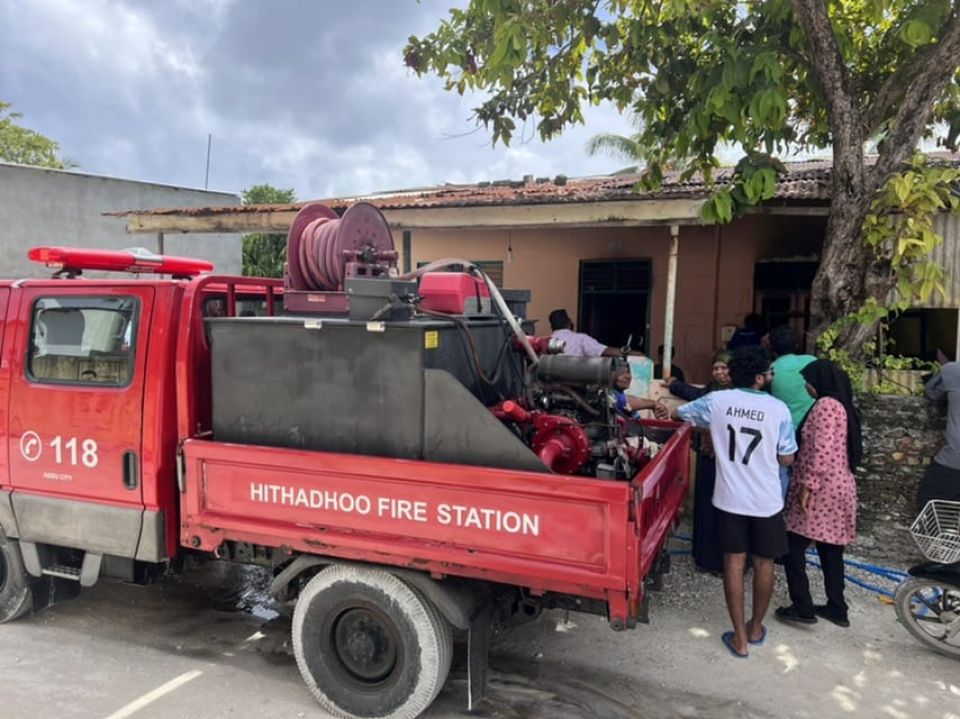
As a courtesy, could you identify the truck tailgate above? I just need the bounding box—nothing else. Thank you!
[181,421,691,615]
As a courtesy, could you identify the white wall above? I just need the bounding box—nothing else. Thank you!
[0,162,242,277]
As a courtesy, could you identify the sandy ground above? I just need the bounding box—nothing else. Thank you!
[475,539,960,719]
[0,539,957,719]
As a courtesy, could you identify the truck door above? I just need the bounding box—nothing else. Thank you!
[8,286,153,558]
[0,288,11,492]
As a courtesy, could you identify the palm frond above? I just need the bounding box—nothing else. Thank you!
[585,133,644,162]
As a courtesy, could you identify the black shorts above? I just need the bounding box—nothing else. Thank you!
[715,509,788,559]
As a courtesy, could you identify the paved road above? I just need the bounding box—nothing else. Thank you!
[0,554,957,719]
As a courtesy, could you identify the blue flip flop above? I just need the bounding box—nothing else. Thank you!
[747,621,767,646]
[721,631,749,659]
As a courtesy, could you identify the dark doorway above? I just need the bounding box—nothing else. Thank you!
[754,260,818,338]
[578,259,651,351]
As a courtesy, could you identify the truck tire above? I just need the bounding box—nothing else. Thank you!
[0,536,32,623]
[292,565,453,719]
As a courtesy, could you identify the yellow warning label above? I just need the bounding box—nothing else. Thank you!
[424,331,439,349]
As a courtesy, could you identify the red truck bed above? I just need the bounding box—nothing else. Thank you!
[180,420,690,627]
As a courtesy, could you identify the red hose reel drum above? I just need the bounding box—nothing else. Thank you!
[286,202,395,291]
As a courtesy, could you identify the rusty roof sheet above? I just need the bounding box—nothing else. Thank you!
[111,154,960,218]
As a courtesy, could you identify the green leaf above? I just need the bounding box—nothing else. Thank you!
[713,190,734,223]
[900,19,933,48]
[0,101,68,168]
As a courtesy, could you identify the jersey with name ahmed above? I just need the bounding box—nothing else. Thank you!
[677,388,797,517]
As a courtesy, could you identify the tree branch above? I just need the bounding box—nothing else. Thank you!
[871,10,960,190]
[863,10,960,137]
[790,0,865,196]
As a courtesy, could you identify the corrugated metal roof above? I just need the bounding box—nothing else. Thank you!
[927,212,960,308]
[109,154,960,218]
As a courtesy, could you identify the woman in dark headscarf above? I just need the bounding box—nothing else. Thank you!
[776,359,862,628]
[666,350,732,401]
[666,350,733,574]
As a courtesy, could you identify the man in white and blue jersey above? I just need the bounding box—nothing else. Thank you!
[674,346,797,658]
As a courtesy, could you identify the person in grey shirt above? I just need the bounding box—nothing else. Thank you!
[917,351,960,507]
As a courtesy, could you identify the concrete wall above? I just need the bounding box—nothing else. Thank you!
[405,213,823,384]
[0,163,242,277]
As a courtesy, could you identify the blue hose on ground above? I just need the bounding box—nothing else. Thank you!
[840,556,908,582]
[671,532,905,597]
[806,556,896,598]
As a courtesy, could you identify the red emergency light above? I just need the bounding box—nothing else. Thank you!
[27,246,214,277]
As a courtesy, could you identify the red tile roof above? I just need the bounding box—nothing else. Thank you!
[111,154,960,218]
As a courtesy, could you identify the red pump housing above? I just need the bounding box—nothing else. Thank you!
[493,400,591,474]
[418,272,490,314]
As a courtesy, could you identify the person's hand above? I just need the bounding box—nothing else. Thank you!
[937,348,950,366]
[799,486,812,514]
[653,400,670,419]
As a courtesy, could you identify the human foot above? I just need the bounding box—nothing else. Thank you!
[774,605,817,625]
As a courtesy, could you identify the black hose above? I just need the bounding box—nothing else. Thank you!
[417,306,503,397]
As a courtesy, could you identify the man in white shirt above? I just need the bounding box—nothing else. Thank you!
[548,308,631,358]
[673,346,797,658]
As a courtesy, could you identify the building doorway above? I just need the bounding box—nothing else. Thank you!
[578,259,651,351]
[754,260,818,340]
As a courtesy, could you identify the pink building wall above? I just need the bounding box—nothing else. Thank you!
[404,215,823,383]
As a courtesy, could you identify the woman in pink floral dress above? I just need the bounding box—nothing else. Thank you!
[776,359,862,628]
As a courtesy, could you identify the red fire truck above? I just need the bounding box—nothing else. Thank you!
[0,205,690,719]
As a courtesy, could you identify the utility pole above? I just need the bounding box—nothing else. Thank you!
[204,133,212,189]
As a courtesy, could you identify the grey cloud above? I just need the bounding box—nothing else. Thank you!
[0,0,634,200]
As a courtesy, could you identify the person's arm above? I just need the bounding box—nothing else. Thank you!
[672,393,713,427]
[626,395,669,418]
[776,405,798,468]
[666,377,707,401]
[926,370,946,401]
[927,360,960,401]
[601,346,646,358]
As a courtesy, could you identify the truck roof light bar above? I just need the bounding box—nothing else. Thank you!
[27,246,214,277]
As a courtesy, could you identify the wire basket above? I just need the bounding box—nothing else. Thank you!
[910,500,960,564]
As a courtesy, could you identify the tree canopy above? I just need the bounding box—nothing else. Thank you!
[0,101,69,169]
[241,184,296,278]
[406,0,960,351]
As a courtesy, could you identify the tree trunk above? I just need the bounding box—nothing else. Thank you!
[790,0,875,355]
[807,193,877,354]
[796,3,960,355]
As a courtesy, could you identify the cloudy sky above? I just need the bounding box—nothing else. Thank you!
[0,0,635,201]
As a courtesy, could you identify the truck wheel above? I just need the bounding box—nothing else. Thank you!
[292,565,453,719]
[0,536,33,623]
